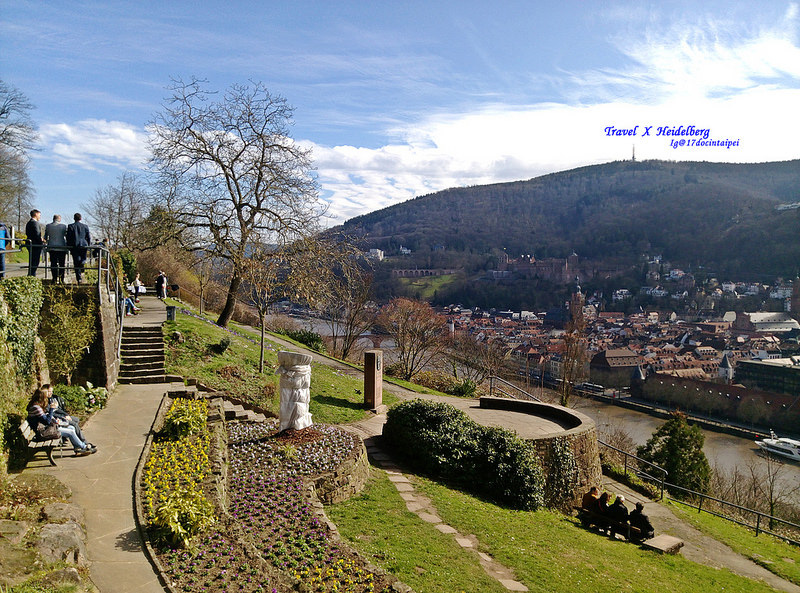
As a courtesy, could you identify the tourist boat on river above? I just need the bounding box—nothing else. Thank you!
[755,430,800,461]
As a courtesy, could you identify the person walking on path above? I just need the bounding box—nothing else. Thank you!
[155,270,167,299]
[132,272,144,302]
[66,212,90,283]
[26,209,44,277]
[44,214,68,283]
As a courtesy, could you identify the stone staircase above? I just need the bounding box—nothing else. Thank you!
[208,396,270,423]
[119,326,181,384]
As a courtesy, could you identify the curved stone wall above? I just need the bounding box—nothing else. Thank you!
[479,396,602,503]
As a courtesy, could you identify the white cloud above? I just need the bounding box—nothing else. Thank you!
[38,119,149,172]
[313,6,800,226]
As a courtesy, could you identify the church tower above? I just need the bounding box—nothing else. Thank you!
[718,353,734,384]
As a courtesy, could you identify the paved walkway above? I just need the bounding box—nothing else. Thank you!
[24,295,174,593]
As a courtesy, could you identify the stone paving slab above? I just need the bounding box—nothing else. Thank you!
[32,378,176,593]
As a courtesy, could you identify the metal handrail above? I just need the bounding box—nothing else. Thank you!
[664,483,800,546]
[488,375,541,402]
[598,439,668,500]
[597,440,800,545]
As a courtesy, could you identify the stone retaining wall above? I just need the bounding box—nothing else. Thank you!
[310,443,370,505]
[480,396,602,504]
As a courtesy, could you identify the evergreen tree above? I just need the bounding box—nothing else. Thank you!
[637,411,711,494]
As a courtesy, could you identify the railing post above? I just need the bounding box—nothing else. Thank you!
[624,453,628,477]
[489,376,494,398]
[755,514,761,537]
[698,496,703,514]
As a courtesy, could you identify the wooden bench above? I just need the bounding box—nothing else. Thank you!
[20,420,69,466]
[574,507,646,542]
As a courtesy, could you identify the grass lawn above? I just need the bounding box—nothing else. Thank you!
[667,499,800,586]
[163,303,398,424]
[330,469,785,593]
[327,468,508,593]
[398,274,459,301]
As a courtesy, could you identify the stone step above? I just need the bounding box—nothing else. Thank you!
[118,374,182,385]
[120,362,165,373]
[120,353,165,365]
[119,368,166,380]
[121,337,163,346]
[121,332,162,339]
[121,342,165,352]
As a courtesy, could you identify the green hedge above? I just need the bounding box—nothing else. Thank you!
[0,277,45,473]
[383,399,544,510]
[0,277,44,377]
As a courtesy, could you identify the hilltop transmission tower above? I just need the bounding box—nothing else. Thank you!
[632,144,636,162]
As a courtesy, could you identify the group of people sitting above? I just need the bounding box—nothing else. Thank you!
[580,486,655,542]
[27,384,97,456]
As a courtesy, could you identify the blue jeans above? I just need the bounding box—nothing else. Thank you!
[58,424,87,450]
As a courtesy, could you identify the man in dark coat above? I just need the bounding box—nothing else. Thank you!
[608,494,629,538]
[44,214,68,283]
[629,502,655,542]
[26,209,44,276]
[66,212,91,283]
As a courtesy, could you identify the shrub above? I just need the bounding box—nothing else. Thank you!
[276,328,326,353]
[153,486,215,547]
[413,370,458,392]
[383,399,544,510]
[601,459,661,500]
[450,378,477,397]
[116,249,137,283]
[161,399,208,438]
[383,362,405,378]
[544,436,578,510]
[0,277,44,378]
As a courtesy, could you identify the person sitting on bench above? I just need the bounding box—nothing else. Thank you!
[608,494,630,538]
[629,502,655,542]
[581,486,600,512]
[27,386,96,456]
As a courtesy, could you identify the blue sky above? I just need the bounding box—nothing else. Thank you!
[3,0,800,228]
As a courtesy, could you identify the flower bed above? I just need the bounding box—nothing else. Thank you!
[140,397,402,593]
[228,421,394,592]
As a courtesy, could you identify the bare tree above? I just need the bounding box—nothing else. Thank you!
[0,80,37,154]
[0,81,37,225]
[83,172,147,248]
[559,295,588,407]
[312,241,376,361]
[241,243,286,373]
[0,147,33,225]
[148,78,322,327]
[377,298,447,380]
[445,333,508,385]
[748,453,800,529]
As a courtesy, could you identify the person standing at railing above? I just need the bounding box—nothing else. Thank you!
[66,213,90,283]
[0,221,7,279]
[25,209,44,277]
[44,214,68,283]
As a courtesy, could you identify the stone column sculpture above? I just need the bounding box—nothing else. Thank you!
[276,351,313,431]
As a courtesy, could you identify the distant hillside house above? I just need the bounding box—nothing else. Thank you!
[392,268,458,278]
[367,248,384,261]
[590,348,640,388]
[732,312,800,333]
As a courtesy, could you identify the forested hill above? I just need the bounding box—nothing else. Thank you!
[341,159,800,279]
